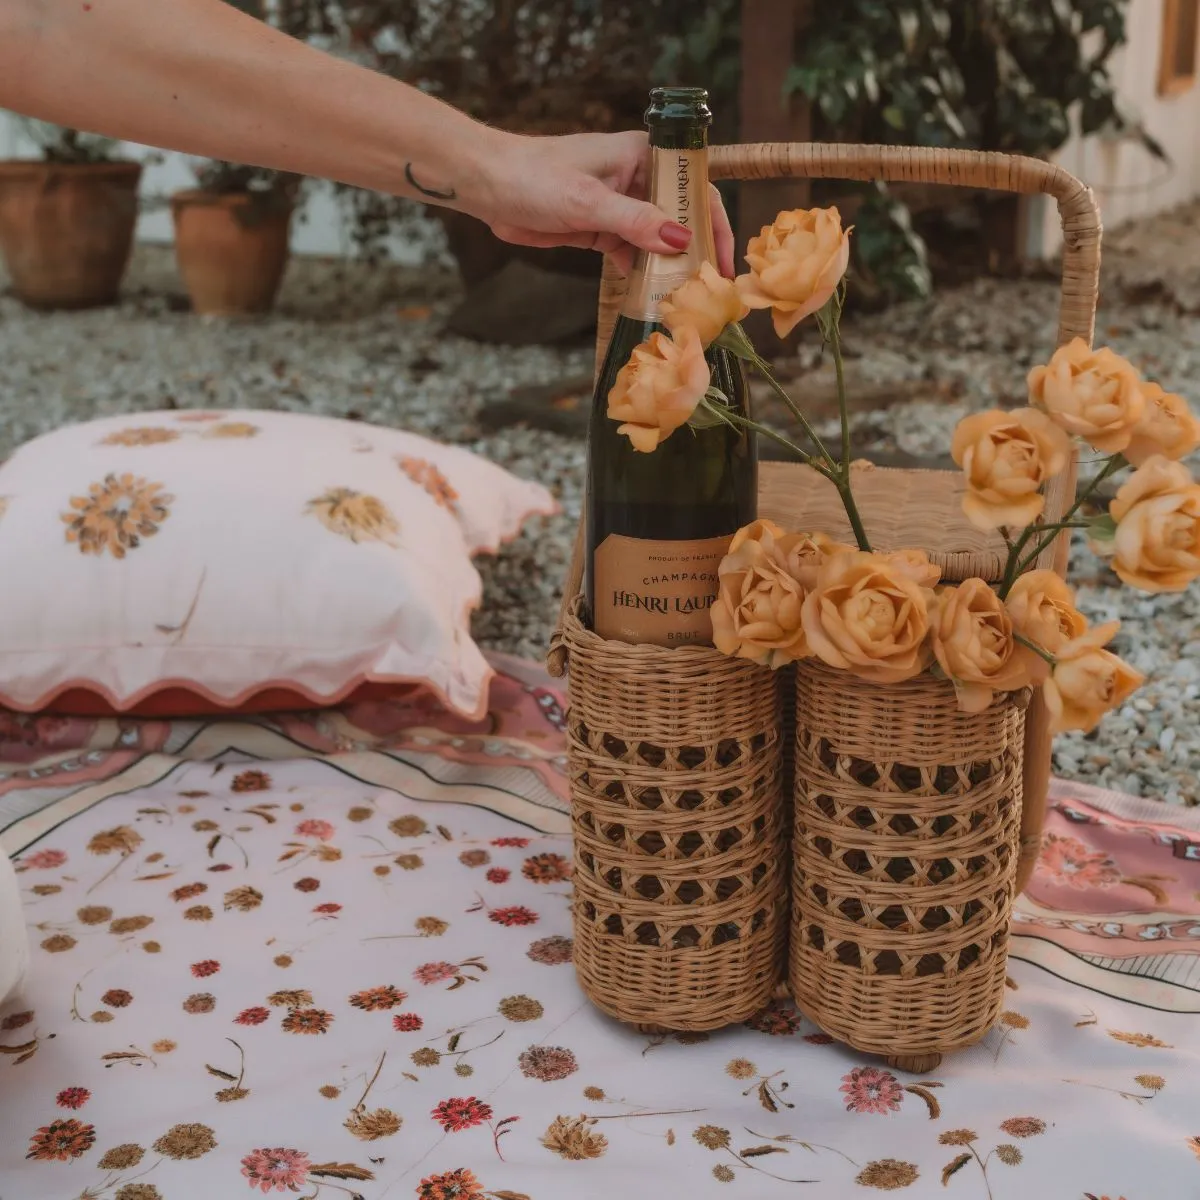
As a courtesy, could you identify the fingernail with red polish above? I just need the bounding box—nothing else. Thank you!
[660,222,692,250]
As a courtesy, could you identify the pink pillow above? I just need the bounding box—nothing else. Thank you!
[0,410,556,718]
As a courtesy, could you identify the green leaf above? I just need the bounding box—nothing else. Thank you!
[938,98,968,141]
[714,323,757,360]
[1086,513,1118,550]
[784,64,822,98]
[688,405,731,432]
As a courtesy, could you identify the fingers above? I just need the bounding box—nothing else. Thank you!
[580,180,692,258]
[709,183,736,278]
[491,224,598,252]
[585,128,650,197]
[494,221,637,276]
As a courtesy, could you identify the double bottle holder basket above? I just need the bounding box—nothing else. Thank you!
[549,143,1101,1070]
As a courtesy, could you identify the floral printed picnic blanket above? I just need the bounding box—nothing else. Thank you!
[1,653,1198,1200]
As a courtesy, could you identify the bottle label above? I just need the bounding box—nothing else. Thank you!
[621,147,715,322]
[592,532,732,646]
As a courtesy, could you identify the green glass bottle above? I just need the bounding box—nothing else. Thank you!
[584,86,756,646]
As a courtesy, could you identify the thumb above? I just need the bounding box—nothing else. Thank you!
[582,183,692,256]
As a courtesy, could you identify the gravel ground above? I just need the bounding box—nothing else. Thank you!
[1,209,1198,805]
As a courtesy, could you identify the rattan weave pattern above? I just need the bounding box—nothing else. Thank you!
[790,660,1026,1066]
[563,599,787,1030]
[760,462,1009,583]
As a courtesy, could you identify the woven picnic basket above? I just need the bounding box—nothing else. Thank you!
[550,143,1101,1042]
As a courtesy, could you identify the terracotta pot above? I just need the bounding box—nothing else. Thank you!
[171,190,292,316]
[0,160,142,309]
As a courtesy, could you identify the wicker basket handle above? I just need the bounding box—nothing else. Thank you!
[709,143,1101,346]
[546,142,1101,677]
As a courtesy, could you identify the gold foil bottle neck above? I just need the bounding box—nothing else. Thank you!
[621,146,716,323]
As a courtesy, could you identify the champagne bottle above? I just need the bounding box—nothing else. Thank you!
[584,86,756,646]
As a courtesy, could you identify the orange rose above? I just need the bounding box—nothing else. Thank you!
[727,519,791,555]
[1026,338,1145,453]
[606,327,711,452]
[882,547,942,589]
[1044,621,1144,734]
[727,519,848,590]
[712,533,810,669]
[1123,382,1200,466]
[800,551,934,684]
[736,207,851,338]
[950,408,1073,531]
[1004,570,1087,662]
[660,262,750,348]
[1104,456,1200,593]
[932,578,1037,712]
[780,531,855,590]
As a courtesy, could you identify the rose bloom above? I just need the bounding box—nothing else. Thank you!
[1005,570,1087,657]
[1103,456,1200,593]
[800,551,934,684]
[1124,382,1200,465]
[712,524,812,669]
[932,579,1038,712]
[882,548,942,589]
[1027,338,1145,453]
[728,518,848,589]
[660,262,749,347]
[777,530,853,590]
[736,207,851,337]
[950,408,1072,530]
[1043,621,1145,734]
[606,327,710,452]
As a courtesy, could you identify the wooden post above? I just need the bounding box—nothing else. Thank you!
[737,0,813,347]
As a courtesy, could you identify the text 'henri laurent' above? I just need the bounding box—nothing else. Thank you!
[611,590,716,614]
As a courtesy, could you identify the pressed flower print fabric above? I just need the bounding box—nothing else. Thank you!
[2,658,1199,1199]
[0,409,556,718]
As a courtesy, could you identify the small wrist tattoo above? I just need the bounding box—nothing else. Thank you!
[405,162,457,201]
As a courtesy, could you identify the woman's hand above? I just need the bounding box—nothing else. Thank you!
[469,129,736,277]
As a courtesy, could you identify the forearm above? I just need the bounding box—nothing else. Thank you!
[0,0,507,212]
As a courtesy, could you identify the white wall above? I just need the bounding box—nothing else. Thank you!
[1033,0,1200,256]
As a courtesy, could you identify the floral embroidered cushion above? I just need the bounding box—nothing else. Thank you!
[0,410,556,718]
